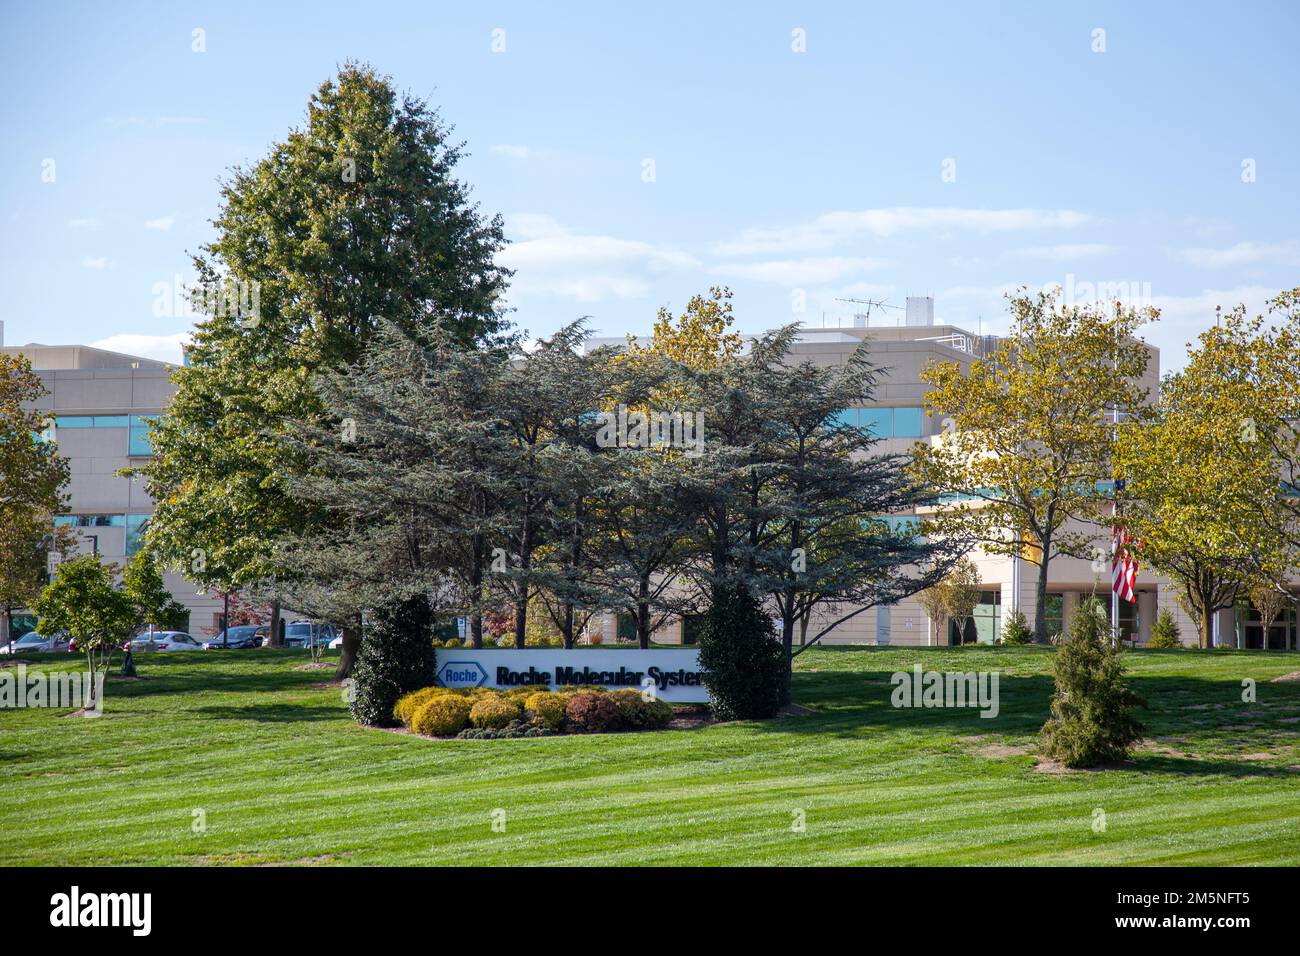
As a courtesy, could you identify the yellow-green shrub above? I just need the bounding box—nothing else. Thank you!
[394,686,452,728]
[469,696,523,729]
[411,695,473,736]
[524,691,567,729]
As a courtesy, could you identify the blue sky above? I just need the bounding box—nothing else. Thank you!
[2,0,1297,371]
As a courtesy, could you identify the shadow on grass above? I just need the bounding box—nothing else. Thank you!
[93,653,335,700]
[761,659,1300,779]
[195,703,347,723]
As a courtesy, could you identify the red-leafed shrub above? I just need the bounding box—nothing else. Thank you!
[564,692,622,733]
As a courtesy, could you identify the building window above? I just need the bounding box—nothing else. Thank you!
[849,407,926,438]
[54,514,126,527]
[860,407,892,436]
[830,409,858,429]
[892,407,924,438]
[950,590,1002,644]
[680,614,706,645]
[55,415,129,429]
[129,415,156,456]
[126,514,150,557]
[1043,593,1064,638]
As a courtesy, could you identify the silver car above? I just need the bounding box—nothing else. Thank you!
[0,632,71,654]
[128,631,203,652]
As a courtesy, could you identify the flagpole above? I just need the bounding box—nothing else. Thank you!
[1111,314,1120,646]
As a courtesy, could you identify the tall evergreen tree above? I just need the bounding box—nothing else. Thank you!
[140,63,508,675]
[749,338,961,704]
[491,325,610,647]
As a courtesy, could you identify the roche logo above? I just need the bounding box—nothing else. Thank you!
[436,660,488,688]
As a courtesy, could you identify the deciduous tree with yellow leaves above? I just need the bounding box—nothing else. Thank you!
[1114,296,1294,648]
[912,290,1155,643]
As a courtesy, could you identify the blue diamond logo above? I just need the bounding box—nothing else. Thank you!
[436,660,488,688]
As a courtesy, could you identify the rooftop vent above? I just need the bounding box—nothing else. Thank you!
[905,296,935,327]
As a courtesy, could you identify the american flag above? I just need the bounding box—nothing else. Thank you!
[1111,525,1140,602]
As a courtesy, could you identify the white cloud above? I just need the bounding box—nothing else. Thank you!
[490,144,532,160]
[144,215,176,232]
[1172,240,1300,269]
[81,257,110,270]
[499,215,699,302]
[90,333,191,364]
[711,207,1093,256]
[712,256,891,285]
[1010,243,1118,261]
[68,217,102,230]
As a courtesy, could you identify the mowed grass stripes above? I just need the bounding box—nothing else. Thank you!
[1,645,1297,865]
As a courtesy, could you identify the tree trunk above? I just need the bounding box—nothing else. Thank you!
[779,611,795,707]
[1032,540,1052,644]
[267,601,282,648]
[1,608,11,656]
[562,604,575,649]
[1201,603,1214,650]
[334,620,360,680]
[798,607,810,647]
[513,591,528,650]
[513,523,533,649]
[636,573,651,649]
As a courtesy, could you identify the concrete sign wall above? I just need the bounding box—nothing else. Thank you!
[434,648,708,703]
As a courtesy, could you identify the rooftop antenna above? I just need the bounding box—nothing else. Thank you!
[834,297,903,328]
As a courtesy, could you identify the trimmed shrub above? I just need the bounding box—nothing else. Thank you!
[610,689,674,729]
[1147,609,1182,649]
[470,696,523,729]
[457,719,554,740]
[1039,598,1145,768]
[442,638,462,648]
[564,692,623,733]
[350,596,437,727]
[393,686,450,728]
[411,695,472,737]
[697,583,785,720]
[1000,610,1032,645]
[524,691,567,730]
[495,633,515,648]
[503,685,544,700]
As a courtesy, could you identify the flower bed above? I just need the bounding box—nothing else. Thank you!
[393,684,678,738]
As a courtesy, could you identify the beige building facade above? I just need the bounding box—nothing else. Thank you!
[593,303,1296,651]
[2,340,220,632]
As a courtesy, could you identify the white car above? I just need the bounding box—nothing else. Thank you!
[0,632,71,654]
[127,631,203,652]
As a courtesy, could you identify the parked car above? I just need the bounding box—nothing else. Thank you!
[0,631,71,654]
[127,631,203,652]
[202,625,262,650]
[282,621,336,650]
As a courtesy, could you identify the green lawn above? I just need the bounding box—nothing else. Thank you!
[2,645,1298,865]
